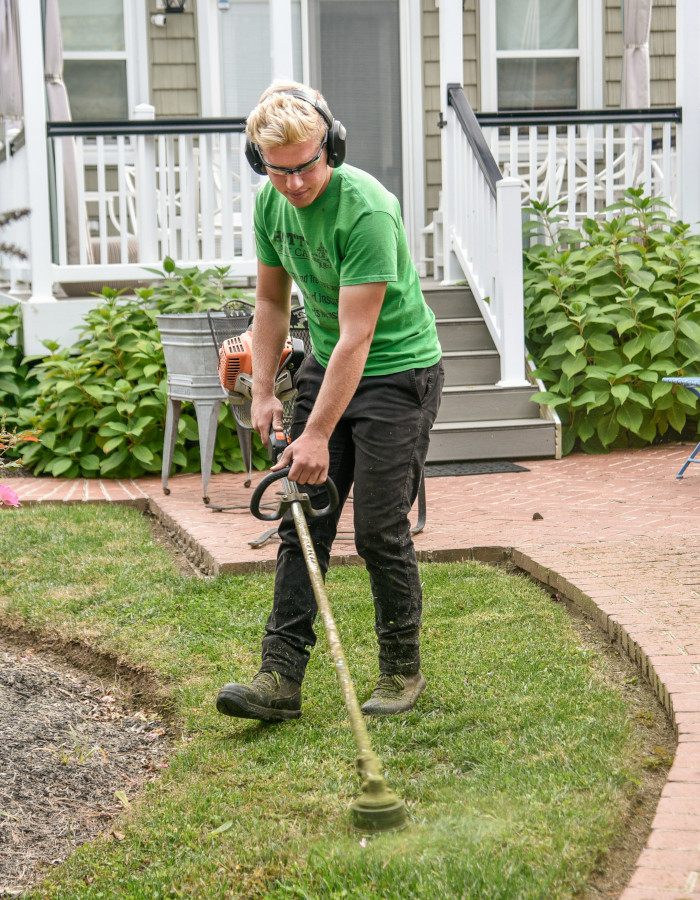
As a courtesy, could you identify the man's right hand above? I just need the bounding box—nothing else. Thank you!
[251,394,285,447]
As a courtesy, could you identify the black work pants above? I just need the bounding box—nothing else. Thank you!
[260,354,444,684]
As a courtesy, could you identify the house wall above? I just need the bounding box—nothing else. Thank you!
[422,0,479,224]
[147,3,200,116]
[604,0,676,107]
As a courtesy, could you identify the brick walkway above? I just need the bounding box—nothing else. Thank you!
[8,442,700,899]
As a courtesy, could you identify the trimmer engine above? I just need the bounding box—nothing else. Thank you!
[217,329,305,404]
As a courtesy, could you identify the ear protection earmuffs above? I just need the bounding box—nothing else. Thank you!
[245,88,347,176]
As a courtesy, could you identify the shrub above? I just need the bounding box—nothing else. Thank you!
[10,260,267,479]
[524,188,700,455]
[0,304,27,431]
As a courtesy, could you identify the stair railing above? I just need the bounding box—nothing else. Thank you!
[442,84,527,386]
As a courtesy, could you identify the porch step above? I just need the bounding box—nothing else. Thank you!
[422,283,480,318]
[442,349,502,386]
[436,383,541,424]
[427,418,556,463]
[436,317,494,352]
[421,281,481,319]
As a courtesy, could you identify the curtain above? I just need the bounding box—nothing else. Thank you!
[621,0,652,109]
[0,0,23,136]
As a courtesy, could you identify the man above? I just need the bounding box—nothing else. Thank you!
[216,81,443,721]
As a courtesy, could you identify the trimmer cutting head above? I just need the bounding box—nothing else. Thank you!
[350,774,408,833]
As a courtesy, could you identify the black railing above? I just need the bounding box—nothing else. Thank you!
[46,117,247,138]
[475,107,682,128]
[446,84,502,198]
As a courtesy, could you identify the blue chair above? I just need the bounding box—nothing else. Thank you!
[662,377,700,478]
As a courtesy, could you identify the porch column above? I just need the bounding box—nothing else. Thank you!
[438,0,464,283]
[17,0,54,300]
[270,0,295,81]
[676,0,700,230]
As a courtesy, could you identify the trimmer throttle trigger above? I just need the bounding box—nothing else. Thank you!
[268,426,290,464]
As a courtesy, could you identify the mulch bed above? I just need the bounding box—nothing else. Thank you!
[0,634,170,897]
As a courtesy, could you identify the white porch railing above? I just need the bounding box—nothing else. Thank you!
[478,107,681,226]
[440,84,527,386]
[46,107,263,286]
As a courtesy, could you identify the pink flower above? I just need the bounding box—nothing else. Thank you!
[0,484,19,507]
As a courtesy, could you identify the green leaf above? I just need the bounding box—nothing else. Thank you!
[132,444,155,465]
[667,405,687,433]
[628,270,655,291]
[596,413,619,447]
[80,454,101,471]
[649,330,675,358]
[100,447,130,475]
[586,333,615,352]
[99,422,129,437]
[103,435,126,454]
[590,284,623,298]
[611,384,630,404]
[562,355,588,377]
[564,335,586,355]
[677,337,700,362]
[616,404,643,432]
[651,381,673,402]
[622,336,645,360]
[678,318,700,345]
[51,457,74,476]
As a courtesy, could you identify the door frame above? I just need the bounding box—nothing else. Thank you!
[196,0,425,264]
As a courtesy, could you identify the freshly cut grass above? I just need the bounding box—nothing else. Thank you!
[0,505,650,899]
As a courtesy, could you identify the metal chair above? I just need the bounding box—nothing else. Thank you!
[662,376,700,478]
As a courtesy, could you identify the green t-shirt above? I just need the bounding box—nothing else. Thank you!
[253,164,442,376]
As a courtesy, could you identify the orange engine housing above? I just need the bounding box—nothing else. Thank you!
[217,330,295,393]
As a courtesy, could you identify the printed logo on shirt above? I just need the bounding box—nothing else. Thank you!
[272,230,309,259]
[311,243,331,269]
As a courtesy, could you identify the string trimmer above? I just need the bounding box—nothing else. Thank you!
[217,333,408,834]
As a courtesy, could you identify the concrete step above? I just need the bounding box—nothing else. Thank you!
[436,317,495,352]
[442,349,502,386]
[427,418,557,463]
[436,383,542,424]
[422,283,479,318]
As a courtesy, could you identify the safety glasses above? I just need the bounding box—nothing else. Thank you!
[261,134,328,176]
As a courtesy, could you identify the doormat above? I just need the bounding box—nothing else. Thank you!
[424,461,530,478]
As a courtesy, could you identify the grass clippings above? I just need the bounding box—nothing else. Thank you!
[0,504,674,900]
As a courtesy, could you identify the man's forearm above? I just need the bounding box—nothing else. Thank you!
[252,295,291,396]
[304,335,371,440]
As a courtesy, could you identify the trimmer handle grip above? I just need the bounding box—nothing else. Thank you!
[250,467,340,522]
[268,425,289,465]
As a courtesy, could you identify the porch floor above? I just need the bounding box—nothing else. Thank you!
[8,441,700,900]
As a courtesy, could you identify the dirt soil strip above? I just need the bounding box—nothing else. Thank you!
[0,633,170,897]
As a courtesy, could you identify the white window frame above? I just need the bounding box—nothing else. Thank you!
[479,0,603,112]
[60,0,148,118]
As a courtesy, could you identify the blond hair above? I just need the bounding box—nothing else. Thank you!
[245,80,329,150]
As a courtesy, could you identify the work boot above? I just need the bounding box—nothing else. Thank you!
[361,672,426,717]
[216,670,302,721]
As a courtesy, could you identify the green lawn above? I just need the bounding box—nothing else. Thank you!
[0,504,654,899]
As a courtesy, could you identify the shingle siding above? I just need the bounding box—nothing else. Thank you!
[147,2,200,117]
[422,0,479,226]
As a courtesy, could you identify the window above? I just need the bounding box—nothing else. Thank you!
[496,0,578,109]
[480,0,602,111]
[59,0,129,119]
